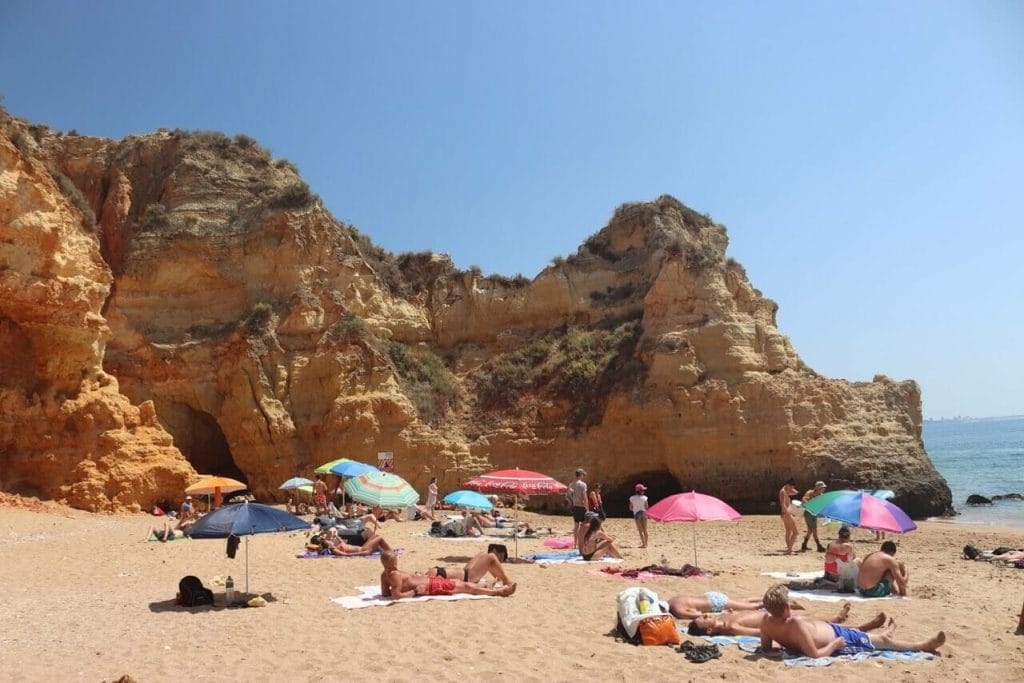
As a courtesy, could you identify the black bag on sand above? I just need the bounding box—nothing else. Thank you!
[178,575,214,607]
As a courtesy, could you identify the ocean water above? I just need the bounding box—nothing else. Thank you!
[924,416,1024,527]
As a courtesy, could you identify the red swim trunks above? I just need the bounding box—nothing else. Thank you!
[427,576,456,596]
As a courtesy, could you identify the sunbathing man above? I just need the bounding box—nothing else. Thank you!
[434,545,517,586]
[379,550,516,599]
[760,583,944,657]
[687,602,887,637]
[857,540,908,597]
[668,591,803,620]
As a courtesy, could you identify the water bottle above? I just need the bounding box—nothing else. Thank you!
[638,593,651,614]
[225,576,235,605]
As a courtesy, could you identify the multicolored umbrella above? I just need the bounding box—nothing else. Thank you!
[189,501,310,597]
[343,471,419,509]
[443,490,494,511]
[800,489,858,516]
[647,491,742,565]
[804,491,916,533]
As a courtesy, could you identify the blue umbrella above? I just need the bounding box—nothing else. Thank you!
[443,489,494,510]
[190,502,310,597]
[329,461,378,478]
[278,476,314,490]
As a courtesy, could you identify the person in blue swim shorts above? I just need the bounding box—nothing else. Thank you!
[760,584,945,658]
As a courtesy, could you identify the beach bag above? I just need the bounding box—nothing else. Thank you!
[177,575,214,607]
[430,521,443,536]
[616,587,678,645]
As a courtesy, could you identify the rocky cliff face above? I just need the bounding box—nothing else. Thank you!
[0,114,953,517]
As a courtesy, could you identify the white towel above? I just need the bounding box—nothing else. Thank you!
[332,585,497,609]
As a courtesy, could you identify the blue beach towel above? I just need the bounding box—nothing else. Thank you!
[737,640,935,667]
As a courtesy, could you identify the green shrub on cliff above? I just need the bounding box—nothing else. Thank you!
[385,341,457,425]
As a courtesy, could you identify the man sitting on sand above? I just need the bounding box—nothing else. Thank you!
[857,540,908,597]
[145,517,179,542]
[379,550,516,599]
[667,591,794,620]
[687,602,886,637]
[760,583,944,657]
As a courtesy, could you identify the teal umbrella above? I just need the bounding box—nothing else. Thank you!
[443,490,494,511]
[343,471,419,509]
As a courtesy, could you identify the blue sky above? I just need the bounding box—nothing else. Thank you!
[2,1,1022,419]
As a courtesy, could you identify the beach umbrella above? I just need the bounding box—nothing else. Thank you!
[278,477,314,490]
[189,501,310,598]
[804,491,917,534]
[185,476,248,509]
[329,460,378,478]
[344,471,419,509]
[443,489,495,511]
[463,468,568,557]
[647,491,741,566]
[313,458,355,475]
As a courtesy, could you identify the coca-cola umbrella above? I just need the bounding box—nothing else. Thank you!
[647,491,742,567]
[462,468,568,557]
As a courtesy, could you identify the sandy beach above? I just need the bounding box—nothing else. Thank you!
[2,499,1022,682]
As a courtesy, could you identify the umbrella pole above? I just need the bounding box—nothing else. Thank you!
[245,536,250,597]
[692,524,698,567]
[514,494,519,559]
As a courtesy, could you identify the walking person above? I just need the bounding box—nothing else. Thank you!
[778,479,799,554]
[423,476,438,521]
[629,483,649,548]
[569,468,588,549]
[800,480,827,552]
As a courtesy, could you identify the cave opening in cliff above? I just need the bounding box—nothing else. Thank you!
[163,403,246,483]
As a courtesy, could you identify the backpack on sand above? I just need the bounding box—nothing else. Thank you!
[178,575,214,607]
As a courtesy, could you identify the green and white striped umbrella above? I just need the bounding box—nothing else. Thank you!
[343,471,419,509]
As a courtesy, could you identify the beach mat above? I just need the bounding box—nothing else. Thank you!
[332,584,496,609]
[295,548,403,559]
[737,640,934,666]
[524,551,623,565]
[786,588,908,602]
[761,571,823,580]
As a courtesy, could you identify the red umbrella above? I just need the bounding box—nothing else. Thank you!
[463,468,568,557]
[647,491,741,566]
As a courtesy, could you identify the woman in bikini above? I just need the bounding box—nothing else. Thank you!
[579,517,622,561]
[823,526,856,582]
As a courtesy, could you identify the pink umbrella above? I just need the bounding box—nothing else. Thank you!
[463,468,568,557]
[647,491,741,566]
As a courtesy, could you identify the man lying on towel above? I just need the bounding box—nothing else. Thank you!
[379,550,516,599]
[686,602,887,638]
[759,584,945,657]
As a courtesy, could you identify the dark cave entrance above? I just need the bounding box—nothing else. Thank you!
[161,402,246,483]
[0,317,42,395]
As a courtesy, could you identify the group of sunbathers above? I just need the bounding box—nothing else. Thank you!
[667,585,944,657]
[379,544,518,599]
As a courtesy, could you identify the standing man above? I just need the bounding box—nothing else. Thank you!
[569,468,588,549]
[778,479,800,555]
[800,480,828,552]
